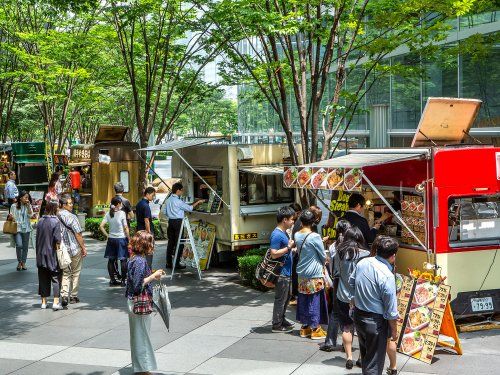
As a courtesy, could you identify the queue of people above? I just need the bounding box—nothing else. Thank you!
[269,195,399,375]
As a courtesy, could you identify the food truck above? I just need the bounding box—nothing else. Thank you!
[69,126,141,216]
[11,142,49,191]
[287,98,500,317]
[144,139,295,253]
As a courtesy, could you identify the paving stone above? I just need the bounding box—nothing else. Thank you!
[4,325,108,346]
[216,337,319,363]
[191,318,267,338]
[0,358,34,375]
[292,363,363,375]
[189,357,300,375]
[10,361,120,375]
[42,347,131,367]
[0,342,67,361]
[156,333,241,357]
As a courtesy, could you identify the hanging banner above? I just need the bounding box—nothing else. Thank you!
[283,166,361,191]
[321,190,351,239]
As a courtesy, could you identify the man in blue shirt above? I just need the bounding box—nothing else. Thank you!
[4,171,19,207]
[270,206,296,333]
[349,236,399,375]
[165,182,204,269]
[136,186,156,267]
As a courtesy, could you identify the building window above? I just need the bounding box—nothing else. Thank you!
[448,195,500,248]
[239,172,293,205]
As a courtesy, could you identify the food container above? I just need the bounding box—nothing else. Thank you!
[401,332,424,355]
[414,282,438,306]
[408,306,431,331]
[310,168,327,189]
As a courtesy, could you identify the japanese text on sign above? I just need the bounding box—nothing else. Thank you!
[233,233,258,241]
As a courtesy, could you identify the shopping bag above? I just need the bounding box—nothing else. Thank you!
[152,279,171,330]
[3,220,17,235]
[56,241,72,270]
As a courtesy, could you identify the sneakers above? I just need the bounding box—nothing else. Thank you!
[300,326,312,338]
[288,297,297,306]
[41,303,47,309]
[282,319,294,328]
[386,368,397,375]
[272,325,293,333]
[109,280,121,287]
[52,303,63,311]
[319,344,342,352]
[61,297,69,307]
[310,327,327,340]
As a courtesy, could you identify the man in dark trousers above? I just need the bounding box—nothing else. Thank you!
[344,193,380,246]
[165,182,204,269]
[136,186,156,267]
[349,236,399,375]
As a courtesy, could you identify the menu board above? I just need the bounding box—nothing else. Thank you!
[283,166,362,191]
[181,221,216,271]
[396,277,451,364]
[321,190,351,239]
[401,194,426,246]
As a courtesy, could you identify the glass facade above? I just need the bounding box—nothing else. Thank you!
[237,11,499,147]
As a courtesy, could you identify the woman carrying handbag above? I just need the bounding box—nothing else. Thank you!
[125,230,164,374]
[8,191,35,271]
[295,209,329,340]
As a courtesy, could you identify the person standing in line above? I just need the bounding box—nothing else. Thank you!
[5,171,19,207]
[100,196,131,287]
[269,206,296,333]
[164,182,204,269]
[344,193,381,247]
[58,194,87,306]
[112,182,134,281]
[294,209,328,340]
[36,201,63,310]
[349,236,399,375]
[125,231,164,374]
[136,187,156,268]
[9,191,35,271]
[335,227,370,369]
[69,167,82,211]
[287,203,302,306]
[45,173,61,202]
[320,219,351,352]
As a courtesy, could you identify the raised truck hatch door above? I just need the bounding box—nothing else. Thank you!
[411,97,482,147]
[94,125,129,143]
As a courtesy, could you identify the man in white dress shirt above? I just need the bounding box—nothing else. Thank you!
[165,182,204,269]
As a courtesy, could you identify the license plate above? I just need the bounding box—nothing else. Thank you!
[471,297,494,312]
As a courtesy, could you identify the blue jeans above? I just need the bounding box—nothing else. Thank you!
[14,232,30,263]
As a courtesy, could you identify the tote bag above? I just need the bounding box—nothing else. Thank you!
[56,241,72,270]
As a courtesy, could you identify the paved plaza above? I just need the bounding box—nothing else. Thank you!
[0,217,498,375]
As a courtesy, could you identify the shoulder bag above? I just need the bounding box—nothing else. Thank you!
[133,288,153,315]
[255,249,285,288]
[56,241,72,269]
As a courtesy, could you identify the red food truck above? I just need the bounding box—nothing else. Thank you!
[287,98,499,318]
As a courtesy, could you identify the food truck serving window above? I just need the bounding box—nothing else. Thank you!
[448,195,500,248]
[193,170,222,200]
[239,172,293,205]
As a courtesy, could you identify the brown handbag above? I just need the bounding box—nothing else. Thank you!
[3,219,18,234]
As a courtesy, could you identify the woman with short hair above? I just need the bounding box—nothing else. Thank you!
[125,231,163,374]
[36,201,63,310]
[295,209,328,340]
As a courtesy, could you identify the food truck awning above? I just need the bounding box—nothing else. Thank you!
[239,165,285,175]
[297,148,430,169]
[137,137,221,152]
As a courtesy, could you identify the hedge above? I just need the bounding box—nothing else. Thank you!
[237,254,269,292]
[84,217,165,241]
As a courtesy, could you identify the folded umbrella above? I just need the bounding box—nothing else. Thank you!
[152,279,171,331]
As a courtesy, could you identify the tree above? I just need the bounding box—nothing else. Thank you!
[108,0,226,188]
[203,0,488,165]
[176,89,237,137]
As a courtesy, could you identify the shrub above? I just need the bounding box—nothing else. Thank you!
[237,254,269,292]
[242,247,267,257]
[84,217,165,241]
